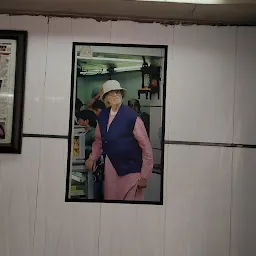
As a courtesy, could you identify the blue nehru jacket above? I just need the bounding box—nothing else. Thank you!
[98,104,142,176]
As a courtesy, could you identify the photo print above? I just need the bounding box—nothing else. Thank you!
[66,43,167,205]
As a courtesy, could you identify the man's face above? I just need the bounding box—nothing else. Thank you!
[106,90,122,106]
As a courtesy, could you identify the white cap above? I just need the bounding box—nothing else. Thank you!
[101,80,126,99]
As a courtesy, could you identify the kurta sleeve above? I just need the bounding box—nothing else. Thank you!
[89,123,102,162]
[133,117,154,180]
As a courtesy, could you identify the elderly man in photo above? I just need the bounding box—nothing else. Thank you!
[86,80,153,201]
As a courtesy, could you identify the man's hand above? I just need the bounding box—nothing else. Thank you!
[138,177,147,188]
[86,159,95,171]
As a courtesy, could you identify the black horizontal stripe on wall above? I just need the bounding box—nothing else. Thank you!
[22,136,256,148]
[164,140,256,148]
[22,134,69,139]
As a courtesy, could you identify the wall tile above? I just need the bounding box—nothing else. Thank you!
[0,138,40,256]
[10,16,48,134]
[233,27,256,144]
[71,18,111,42]
[166,26,236,143]
[164,144,232,256]
[231,148,256,256]
[33,138,101,256]
[98,204,139,256]
[137,204,165,256]
[42,17,72,135]
[99,204,166,256]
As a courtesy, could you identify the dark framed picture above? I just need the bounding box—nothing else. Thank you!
[0,30,27,154]
[66,43,167,205]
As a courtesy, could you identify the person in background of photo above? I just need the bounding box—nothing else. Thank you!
[90,100,106,116]
[0,124,5,139]
[86,87,102,109]
[76,110,97,160]
[86,80,153,201]
[76,109,104,200]
[75,98,83,125]
[128,98,150,137]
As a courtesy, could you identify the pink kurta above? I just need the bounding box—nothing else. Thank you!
[89,110,153,201]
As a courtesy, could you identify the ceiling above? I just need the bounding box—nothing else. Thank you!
[1,0,256,25]
[77,45,162,76]
[78,57,144,75]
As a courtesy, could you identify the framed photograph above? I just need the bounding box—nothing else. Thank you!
[66,43,167,205]
[0,30,27,154]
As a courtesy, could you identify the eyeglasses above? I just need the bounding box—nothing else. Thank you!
[108,90,122,96]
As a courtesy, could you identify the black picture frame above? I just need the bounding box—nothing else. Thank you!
[0,30,27,154]
[65,42,167,205]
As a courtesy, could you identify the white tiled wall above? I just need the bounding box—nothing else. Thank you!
[0,138,40,256]
[42,18,73,135]
[33,139,101,256]
[233,27,256,145]
[166,25,236,143]
[165,145,232,256]
[231,148,256,256]
[9,16,49,134]
[0,14,256,256]
[71,18,112,43]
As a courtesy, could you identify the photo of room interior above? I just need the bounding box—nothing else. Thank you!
[68,44,166,203]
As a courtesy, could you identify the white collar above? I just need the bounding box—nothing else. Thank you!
[110,109,118,115]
